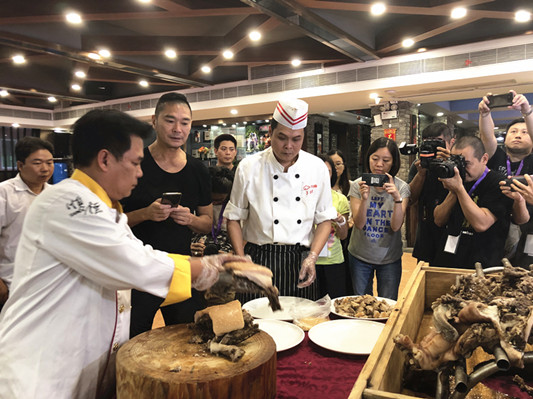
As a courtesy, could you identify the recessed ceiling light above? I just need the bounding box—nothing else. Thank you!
[230,109,238,115]
[451,7,467,19]
[222,49,234,59]
[265,119,270,123]
[74,70,86,78]
[291,58,302,67]
[370,3,386,16]
[249,31,261,41]
[369,92,379,99]
[139,80,149,87]
[436,112,444,117]
[98,49,111,58]
[71,83,81,91]
[0,90,8,97]
[515,10,531,23]
[417,103,421,107]
[48,96,57,102]
[402,38,415,48]
[164,49,177,59]
[243,121,247,125]
[87,52,101,60]
[222,123,227,126]
[202,124,207,128]
[12,123,20,128]
[65,12,82,25]
[137,0,151,3]
[201,65,211,73]
[12,55,26,64]
[417,47,427,53]
[457,120,463,124]
[231,124,236,128]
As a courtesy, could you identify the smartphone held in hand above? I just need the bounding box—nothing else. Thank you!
[161,192,182,207]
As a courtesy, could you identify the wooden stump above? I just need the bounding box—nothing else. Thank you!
[116,324,277,399]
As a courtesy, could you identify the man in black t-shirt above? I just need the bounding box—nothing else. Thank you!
[433,136,529,269]
[407,123,453,263]
[122,93,213,337]
[479,90,533,262]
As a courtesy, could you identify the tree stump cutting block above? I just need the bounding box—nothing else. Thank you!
[116,324,276,399]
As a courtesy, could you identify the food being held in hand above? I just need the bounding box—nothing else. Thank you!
[210,261,281,311]
[191,300,260,362]
[334,295,393,318]
[394,262,533,371]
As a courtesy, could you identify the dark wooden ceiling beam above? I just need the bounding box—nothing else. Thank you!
[190,17,281,78]
[298,0,516,19]
[0,7,261,25]
[0,31,208,87]
[378,16,483,54]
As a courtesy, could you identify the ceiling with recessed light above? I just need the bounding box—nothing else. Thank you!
[0,0,532,123]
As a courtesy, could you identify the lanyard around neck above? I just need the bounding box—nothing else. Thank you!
[468,167,489,196]
[506,157,524,177]
[211,202,227,244]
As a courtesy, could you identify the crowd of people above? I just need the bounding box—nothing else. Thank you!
[0,89,532,397]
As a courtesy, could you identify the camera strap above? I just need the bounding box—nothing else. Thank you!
[468,167,489,196]
[506,157,524,176]
[211,202,228,244]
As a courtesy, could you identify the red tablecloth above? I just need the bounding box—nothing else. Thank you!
[276,334,366,399]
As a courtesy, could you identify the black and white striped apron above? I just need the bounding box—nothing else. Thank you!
[237,242,319,303]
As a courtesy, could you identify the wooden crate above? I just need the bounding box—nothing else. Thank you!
[349,262,467,399]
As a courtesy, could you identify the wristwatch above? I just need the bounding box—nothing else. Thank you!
[394,198,403,204]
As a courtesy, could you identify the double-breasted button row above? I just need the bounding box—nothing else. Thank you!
[273,219,302,224]
[273,174,300,179]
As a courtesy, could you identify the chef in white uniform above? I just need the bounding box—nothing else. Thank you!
[0,109,247,399]
[225,98,336,300]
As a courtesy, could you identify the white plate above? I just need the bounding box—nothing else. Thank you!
[331,295,397,321]
[308,319,385,355]
[242,296,315,320]
[254,319,305,352]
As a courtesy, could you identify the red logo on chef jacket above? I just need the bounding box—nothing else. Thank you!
[303,184,318,195]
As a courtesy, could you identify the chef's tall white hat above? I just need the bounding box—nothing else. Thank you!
[272,98,309,130]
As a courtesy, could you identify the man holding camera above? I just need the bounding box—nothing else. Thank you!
[407,123,454,263]
[432,136,528,269]
[478,90,533,262]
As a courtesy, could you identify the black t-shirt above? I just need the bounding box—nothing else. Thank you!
[432,170,513,269]
[407,162,449,262]
[121,148,212,254]
[487,147,533,177]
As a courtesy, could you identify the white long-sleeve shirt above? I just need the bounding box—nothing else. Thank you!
[0,170,191,399]
[224,148,336,246]
[0,174,49,288]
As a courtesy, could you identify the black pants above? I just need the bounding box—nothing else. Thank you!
[238,243,319,302]
[316,262,350,299]
[129,289,206,338]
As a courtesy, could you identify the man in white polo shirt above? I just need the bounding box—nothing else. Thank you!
[225,98,337,300]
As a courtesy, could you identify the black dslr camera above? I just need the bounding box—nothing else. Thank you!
[428,154,467,180]
[419,138,446,168]
[399,138,446,169]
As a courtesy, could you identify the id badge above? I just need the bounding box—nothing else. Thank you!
[444,235,460,254]
[525,234,533,256]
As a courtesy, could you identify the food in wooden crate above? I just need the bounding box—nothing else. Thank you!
[394,263,533,370]
[191,300,260,361]
[334,295,393,318]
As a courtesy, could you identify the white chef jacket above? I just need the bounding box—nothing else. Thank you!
[0,174,49,288]
[224,147,336,246]
[0,170,192,399]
